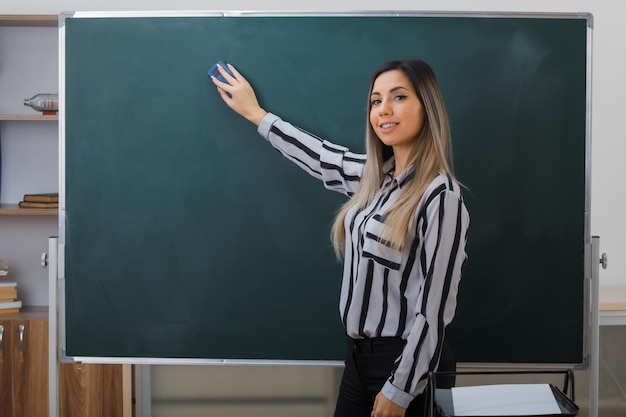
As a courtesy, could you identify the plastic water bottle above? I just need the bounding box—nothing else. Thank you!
[23,93,58,112]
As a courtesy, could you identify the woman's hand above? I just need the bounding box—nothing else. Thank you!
[210,63,267,126]
[372,392,406,417]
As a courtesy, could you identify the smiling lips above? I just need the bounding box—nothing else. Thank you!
[379,122,399,132]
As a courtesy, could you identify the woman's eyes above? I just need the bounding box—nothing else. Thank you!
[371,95,408,106]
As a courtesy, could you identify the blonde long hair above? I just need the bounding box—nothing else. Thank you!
[331,59,457,257]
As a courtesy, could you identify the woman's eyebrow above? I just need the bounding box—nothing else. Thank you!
[370,86,410,96]
[389,86,410,93]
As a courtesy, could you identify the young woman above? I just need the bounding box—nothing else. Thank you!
[211,59,469,417]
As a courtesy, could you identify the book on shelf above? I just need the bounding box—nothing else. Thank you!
[0,280,19,303]
[0,279,17,288]
[18,201,59,209]
[0,289,17,301]
[22,192,59,203]
[0,300,22,314]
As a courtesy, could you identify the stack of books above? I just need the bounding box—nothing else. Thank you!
[0,280,21,314]
[18,192,59,209]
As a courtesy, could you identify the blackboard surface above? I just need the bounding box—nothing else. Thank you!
[63,13,589,363]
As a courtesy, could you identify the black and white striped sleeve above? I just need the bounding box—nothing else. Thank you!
[258,113,366,196]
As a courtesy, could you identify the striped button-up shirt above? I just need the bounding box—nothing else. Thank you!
[258,113,469,407]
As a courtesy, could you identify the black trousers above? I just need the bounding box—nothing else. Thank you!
[333,336,456,417]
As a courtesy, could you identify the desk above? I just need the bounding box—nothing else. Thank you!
[599,287,626,326]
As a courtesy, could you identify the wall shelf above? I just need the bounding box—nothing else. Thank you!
[0,204,58,216]
[0,15,59,219]
[0,15,58,27]
[0,114,58,121]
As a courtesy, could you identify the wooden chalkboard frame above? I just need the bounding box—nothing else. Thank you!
[58,11,593,366]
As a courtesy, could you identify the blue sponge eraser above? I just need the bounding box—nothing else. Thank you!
[208,60,234,84]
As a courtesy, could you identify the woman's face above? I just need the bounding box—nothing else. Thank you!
[369,69,426,153]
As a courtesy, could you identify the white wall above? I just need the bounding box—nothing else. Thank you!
[1,0,624,288]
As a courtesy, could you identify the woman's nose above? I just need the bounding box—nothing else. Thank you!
[379,101,392,115]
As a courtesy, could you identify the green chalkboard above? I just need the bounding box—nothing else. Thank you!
[62,13,589,363]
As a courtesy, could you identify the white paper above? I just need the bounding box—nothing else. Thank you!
[451,384,562,416]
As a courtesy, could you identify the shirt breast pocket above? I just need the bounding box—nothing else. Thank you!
[362,215,403,271]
